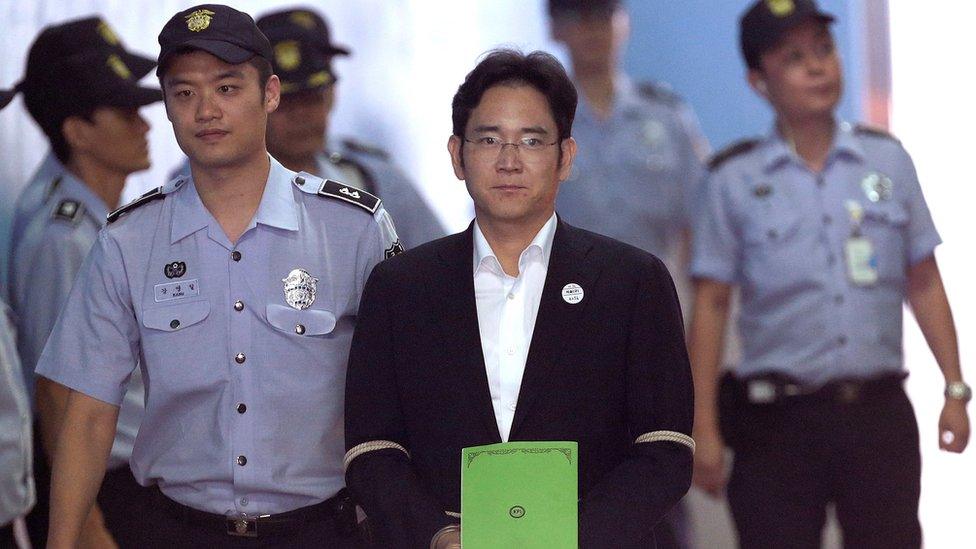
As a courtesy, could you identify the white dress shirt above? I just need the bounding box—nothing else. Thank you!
[473,214,557,442]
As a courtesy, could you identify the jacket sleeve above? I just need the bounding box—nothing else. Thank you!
[578,256,695,548]
[344,261,455,548]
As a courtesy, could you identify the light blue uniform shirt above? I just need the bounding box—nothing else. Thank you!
[0,299,34,526]
[36,158,397,515]
[10,168,145,470]
[4,152,64,301]
[555,76,709,257]
[692,121,941,386]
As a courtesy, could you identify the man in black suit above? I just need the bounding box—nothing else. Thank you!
[344,49,694,549]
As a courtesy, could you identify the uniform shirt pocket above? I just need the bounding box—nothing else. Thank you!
[741,205,804,248]
[266,304,336,336]
[142,300,211,332]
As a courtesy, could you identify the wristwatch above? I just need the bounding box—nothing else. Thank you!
[945,381,972,403]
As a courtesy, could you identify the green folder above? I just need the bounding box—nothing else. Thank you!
[461,441,578,548]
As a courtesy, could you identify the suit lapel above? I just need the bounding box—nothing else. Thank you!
[438,226,503,443]
[509,220,599,438]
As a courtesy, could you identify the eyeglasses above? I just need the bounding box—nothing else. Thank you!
[463,136,559,156]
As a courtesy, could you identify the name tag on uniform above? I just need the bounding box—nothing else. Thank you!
[154,279,200,302]
[844,238,878,286]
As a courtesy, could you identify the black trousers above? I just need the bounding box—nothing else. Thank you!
[24,429,155,549]
[722,380,921,549]
[0,521,15,549]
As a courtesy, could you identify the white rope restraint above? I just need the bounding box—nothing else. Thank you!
[634,431,696,453]
[445,511,461,519]
[343,440,411,471]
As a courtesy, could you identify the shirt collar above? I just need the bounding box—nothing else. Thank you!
[761,119,864,173]
[171,156,300,244]
[576,73,640,124]
[56,169,111,227]
[473,213,557,276]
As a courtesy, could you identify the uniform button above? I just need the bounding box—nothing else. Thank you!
[837,335,848,346]
[236,403,246,414]
[295,324,306,335]
[816,176,825,187]
[507,293,515,300]
[240,497,248,506]
[170,319,180,329]
[767,229,778,240]
[508,403,517,411]
[237,455,247,466]
[834,295,844,304]
[822,214,832,225]
[295,175,306,186]
[827,254,836,266]
[235,353,246,364]
[234,300,244,312]
[231,250,242,262]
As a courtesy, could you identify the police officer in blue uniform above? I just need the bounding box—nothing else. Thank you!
[256,7,446,250]
[548,0,709,261]
[689,2,970,547]
[3,153,61,301]
[0,297,33,547]
[35,5,400,547]
[1,17,161,548]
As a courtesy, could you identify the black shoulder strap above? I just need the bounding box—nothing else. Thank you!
[107,186,164,224]
[317,179,381,214]
[708,139,761,171]
[853,123,900,143]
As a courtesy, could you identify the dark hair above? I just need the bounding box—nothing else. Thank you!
[158,48,274,98]
[24,93,94,164]
[451,49,577,142]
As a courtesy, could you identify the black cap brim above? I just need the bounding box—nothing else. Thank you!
[98,84,163,108]
[326,44,350,57]
[158,38,256,75]
[0,89,17,110]
[123,51,158,79]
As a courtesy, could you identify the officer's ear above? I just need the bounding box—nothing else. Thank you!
[748,69,769,99]
[264,74,281,114]
[62,114,93,154]
[447,135,465,180]
[557,136,577,183]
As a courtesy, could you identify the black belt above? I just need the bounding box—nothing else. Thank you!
[153,487,358,538]
[725,371,907,406]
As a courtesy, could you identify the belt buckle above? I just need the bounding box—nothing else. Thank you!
[226,513,257,537]
[838,382,860,403]
[746,379,778,404]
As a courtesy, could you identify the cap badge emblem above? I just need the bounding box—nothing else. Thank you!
[289,12,317,30]
[282,268,318,310]
[185,9,215,32]
[766,0,796,17]
[97,21,120,45]
[274,41,301,72]
[106,54,132,80]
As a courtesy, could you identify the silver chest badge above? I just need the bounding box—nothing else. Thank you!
[860,172,893,202]
[282,268,319,310]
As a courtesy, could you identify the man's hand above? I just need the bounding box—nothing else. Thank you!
[939,399,970,453]
[78,505,118,549]
[692,428,727,497]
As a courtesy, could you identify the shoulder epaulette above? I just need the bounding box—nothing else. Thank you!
[637,81,683,107]
[854,123,900,143]
[52,199,84,224]
[293,172,381,214]
[341,138,390,161]
[107,186,164,224]
[708,138,761,171]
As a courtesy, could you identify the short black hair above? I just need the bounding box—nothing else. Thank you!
[157,48,273,97]
[451,49,577,142]
[24,94,94,165]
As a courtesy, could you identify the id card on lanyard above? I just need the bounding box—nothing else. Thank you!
[844,200,878,286]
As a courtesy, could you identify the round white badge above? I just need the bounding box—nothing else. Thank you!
[561,283,584,304]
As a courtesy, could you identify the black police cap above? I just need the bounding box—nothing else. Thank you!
[157,4,272,76]
[256,8,350,95]
[548,0,621,17]
[740,0,835,69]
[1,16,157,111]
[256,8,350,57]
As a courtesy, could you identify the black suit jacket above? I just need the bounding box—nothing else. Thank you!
[344,219,694,548]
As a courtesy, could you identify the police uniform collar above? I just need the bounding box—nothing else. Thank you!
[761,119,863,172]
[171,157,299,243]
[54,169,111,225]
[576,73,639,123]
